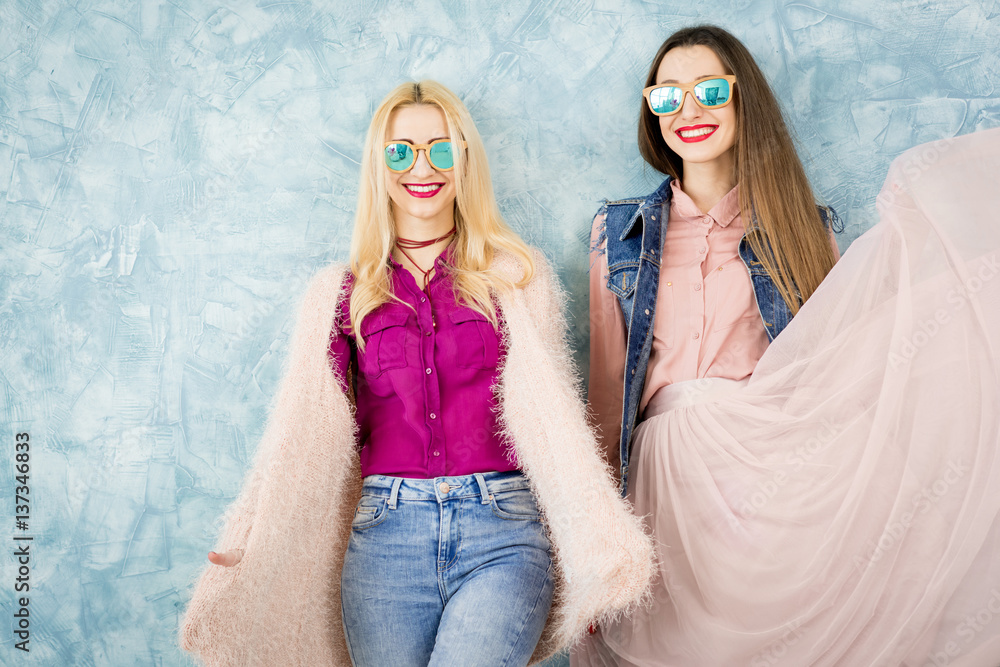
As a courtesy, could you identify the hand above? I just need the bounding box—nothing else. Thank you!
[207,549,243,567]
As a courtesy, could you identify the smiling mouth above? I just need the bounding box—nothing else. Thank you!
[676,125,718,143]
[403,183,444,198]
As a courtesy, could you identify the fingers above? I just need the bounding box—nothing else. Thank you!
[207,549,243,567]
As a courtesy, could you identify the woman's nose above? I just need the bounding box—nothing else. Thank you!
[678,91,702,119]
[410,149,435,177]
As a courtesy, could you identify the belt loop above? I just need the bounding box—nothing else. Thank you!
[473,473,491,504]
[388,477,403,510]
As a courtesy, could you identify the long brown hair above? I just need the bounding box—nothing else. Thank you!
[638,25,835,314]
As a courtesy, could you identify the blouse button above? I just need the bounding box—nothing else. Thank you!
[425,331,432,336]
[425,368,432,374]
[420,297,426,303]
[433,451,440,457]
[693,332,700,340]
[430,413,437,420]
[694,284,702,291]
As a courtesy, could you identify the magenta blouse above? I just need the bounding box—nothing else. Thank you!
[329,252,517,478]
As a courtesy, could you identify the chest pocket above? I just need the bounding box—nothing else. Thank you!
[359,308,411,377]
[711,260,759,333]
[606,265,639,299]
[449,308,500,371]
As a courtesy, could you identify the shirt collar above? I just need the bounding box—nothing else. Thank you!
[670,180,741,228]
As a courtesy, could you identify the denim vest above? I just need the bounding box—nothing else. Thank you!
[595,175,841,494]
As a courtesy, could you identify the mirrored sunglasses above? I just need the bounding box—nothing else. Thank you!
[643,75,737,116]
[383,139,467,173]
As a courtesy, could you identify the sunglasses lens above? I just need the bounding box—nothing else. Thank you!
[648,86,683,115]
[384,143,414,171]
[694,78,732,107]
[428,142,455,170]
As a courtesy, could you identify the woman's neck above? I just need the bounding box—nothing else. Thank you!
[680,154,736,214]
[391,211,456,286]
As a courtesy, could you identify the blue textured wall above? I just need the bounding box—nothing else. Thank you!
[1,1,998,664]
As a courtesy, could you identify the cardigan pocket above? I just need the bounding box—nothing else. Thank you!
[359,308,411,377]
[449,308,500,371]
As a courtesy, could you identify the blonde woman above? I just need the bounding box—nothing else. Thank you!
[179,80,654,667]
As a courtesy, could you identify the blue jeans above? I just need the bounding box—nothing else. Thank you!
[340,471,555,667]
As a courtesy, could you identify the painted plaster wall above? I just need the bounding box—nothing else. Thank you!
[0,1,998,664]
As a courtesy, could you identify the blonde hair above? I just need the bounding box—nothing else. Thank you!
[349,80,535,347]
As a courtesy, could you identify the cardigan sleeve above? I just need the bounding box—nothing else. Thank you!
[503,248,655,652]
[179,264,358,667]
[522,248,578,390]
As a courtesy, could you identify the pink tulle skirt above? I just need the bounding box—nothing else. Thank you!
[572,129,1000,666]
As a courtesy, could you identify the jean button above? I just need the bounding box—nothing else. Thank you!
[438,482,450,494]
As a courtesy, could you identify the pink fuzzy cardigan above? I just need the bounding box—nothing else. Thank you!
[179,249,655,666]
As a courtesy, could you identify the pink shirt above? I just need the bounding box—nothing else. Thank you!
[588,182,841,462]
[330,252,517,478]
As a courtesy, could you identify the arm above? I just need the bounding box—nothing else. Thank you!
[206,310,354,570]
[588,213,627,475]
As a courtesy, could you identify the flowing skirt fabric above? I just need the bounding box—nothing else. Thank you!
[573,129,1000,667]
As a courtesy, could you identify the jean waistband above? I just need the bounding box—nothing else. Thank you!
[360,470,530,507]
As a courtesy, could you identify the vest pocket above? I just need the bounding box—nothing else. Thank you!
[607,266,638,299]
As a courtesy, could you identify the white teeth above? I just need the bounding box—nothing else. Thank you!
[405,184,442,193]
[679,127,716,138]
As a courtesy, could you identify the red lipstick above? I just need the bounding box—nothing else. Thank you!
[403,183,444,198]
[675,124,718,143]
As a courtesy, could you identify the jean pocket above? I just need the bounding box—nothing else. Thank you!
[351,496,389,530]
[490,488,541,521]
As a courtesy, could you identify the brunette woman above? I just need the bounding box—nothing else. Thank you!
[580,25,1000,666]
[180,81,654,667]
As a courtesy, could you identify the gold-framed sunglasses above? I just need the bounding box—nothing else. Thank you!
[383,139,468,173]
[643,75,737,116]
